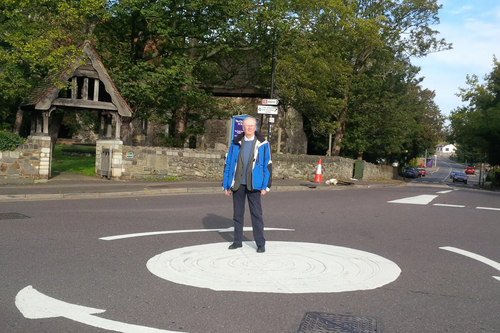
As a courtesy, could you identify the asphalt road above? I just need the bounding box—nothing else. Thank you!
[2,158,500,333]
[405,156,482,188]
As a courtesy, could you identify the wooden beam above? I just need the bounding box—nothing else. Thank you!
[42,111,49,134]
[94,79,99,101]
[82,78,89,100]
[99,111,104,138]
[52,98,118,110]
[36,113,42,133]
[74,68,99,79]
[106,116,112,138]
[71,77,77,99]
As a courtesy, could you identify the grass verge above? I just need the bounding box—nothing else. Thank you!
[51,144,96,176]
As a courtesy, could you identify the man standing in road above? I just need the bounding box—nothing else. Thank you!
[222,116,272,253]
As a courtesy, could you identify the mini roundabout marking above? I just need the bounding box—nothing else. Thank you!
[147,241,401,293]
[17,229,402,332]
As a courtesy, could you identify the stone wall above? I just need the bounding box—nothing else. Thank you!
[0,136,52,183]
[110,145,397,182]
[119,145,225,180]
[363,162,399,181]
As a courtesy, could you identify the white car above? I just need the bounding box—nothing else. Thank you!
[392,161,399,167]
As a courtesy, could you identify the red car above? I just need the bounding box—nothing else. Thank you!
[416,168,426,177]
[465,166,475,175]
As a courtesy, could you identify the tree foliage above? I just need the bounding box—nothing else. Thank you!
[0,0,108,131]
[1,0,448,156]
[448,58,500,165]
[275,0,449,158]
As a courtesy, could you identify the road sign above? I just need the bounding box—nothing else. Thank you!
[257,105,278,115]
[262,99,279,105]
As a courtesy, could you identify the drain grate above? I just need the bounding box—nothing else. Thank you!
[0,213,30,220]
[297,312,380,333]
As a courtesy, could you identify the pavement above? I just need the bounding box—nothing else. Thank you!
[0,172,404,201]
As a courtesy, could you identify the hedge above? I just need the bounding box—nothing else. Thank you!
[0,131,25,151]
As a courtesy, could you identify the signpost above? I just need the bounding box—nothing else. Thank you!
[257,105,278,115]
[257,100,279,142]
[262,99,279,105]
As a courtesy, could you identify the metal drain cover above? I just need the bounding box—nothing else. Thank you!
[297,312,380,333]
[0,213,30,220]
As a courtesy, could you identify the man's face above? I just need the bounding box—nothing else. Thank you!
[243,119,256,138]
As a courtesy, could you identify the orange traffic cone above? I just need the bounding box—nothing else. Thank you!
[313,159,322,182]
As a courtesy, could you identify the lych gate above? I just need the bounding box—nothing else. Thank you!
[21,40,132,179]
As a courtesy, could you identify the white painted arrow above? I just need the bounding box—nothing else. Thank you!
[440,247,500,282]
[387,194,438,205]
[15,286,186,333]
[100,227,294,241]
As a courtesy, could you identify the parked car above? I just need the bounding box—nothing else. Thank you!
[392,161,399,167]
[452,171,468,184]
[465,166,475,175]
[416,168,426,177]
[404,167,420,178]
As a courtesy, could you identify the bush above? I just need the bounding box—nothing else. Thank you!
[0,131,25,151]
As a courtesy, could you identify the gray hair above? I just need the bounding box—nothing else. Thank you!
[243,116,257,126]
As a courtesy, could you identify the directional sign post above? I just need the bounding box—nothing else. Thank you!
[262,99,279,105]
[257,105,278,115]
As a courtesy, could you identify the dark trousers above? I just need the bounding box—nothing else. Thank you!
[232,185,265,247]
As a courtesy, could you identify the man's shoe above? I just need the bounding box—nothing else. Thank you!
[257,246,265,253]
[228,243,242,250]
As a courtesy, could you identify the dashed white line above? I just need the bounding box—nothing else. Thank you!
[436,190,453,194]
[433,204,465,208]
[476,207,500,211]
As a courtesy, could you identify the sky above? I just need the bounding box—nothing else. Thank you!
[411,0,500,119]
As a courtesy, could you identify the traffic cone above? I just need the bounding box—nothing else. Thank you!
[313,159,322,182]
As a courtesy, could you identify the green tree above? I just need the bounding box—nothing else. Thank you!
[0,0,108,133]
[93,0,257,146]
[275,0,449,156]
[449,58,500,165]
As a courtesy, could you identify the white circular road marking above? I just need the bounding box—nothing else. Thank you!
[147,241,401,293]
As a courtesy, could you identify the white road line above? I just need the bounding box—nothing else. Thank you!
[100,227,294,241]
[16,286,182,333]
[433,204,465,208]
[440,246,500,282]
[476,207,500,211]
[387,195,438,205]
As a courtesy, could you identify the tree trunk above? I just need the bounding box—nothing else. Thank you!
[332,118,346,156]
[174,110,187,146]
[13,105,24,135]
[332,84,351,156]
[332,101,349,156]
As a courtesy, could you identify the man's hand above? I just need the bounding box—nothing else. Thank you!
[224,190,231,196]
[260,190,267,195]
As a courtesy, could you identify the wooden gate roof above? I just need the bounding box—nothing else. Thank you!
[22,41,132,117]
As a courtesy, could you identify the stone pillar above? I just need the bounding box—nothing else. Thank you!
[29,135,52,179]
[96,139,123,179]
